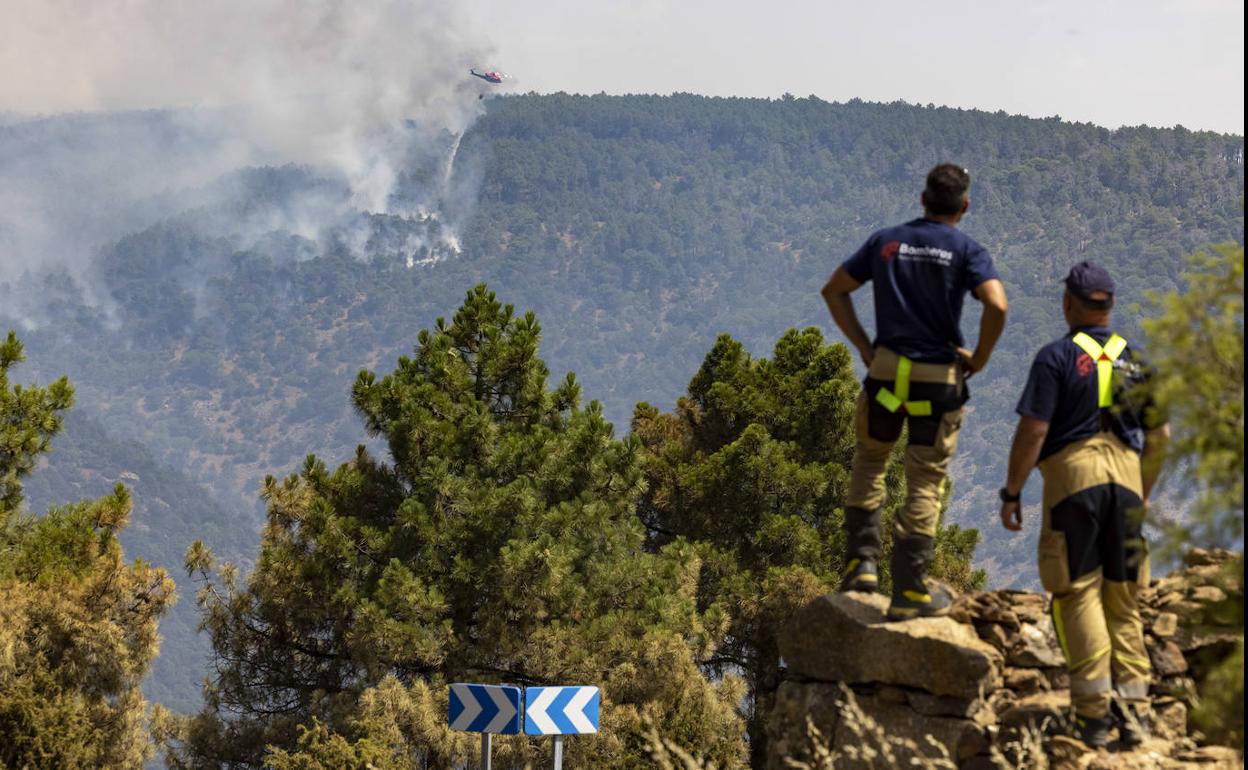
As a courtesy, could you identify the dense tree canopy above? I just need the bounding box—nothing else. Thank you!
[164,286,746,769]
[1,333,174,769]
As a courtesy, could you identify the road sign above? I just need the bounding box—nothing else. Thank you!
[523,686,600,735]
[448,683,523,734]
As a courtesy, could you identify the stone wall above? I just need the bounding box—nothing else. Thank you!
[767,549,1242,769]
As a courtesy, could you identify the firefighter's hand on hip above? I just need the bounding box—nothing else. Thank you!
[999,501,1023,531]
[956,347,987,378]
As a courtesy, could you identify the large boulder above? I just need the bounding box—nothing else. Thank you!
[779,592,1003,700]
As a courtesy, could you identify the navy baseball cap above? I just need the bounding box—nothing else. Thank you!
[1063,260,1116,300]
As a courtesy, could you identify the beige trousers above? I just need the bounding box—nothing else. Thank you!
[845,348,964,538]
[1039,433,1152,719]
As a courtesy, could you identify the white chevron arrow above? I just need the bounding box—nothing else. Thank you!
[526,687,559,734]
[565,687,596,733]
[449,684,483,731]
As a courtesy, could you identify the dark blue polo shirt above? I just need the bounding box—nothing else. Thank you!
[843,219,999,363]
[1016,326,1161,460]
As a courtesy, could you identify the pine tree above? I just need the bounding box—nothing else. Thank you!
[164,285,746,769]
[0,331,175,769]
[632,328,983,768]
[1142,243,1244,746]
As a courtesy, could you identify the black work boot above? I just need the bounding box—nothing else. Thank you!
[886,532,951,620]
[1074,713,1114,749]
[1111,700,1150,748]
[840,507,881,594]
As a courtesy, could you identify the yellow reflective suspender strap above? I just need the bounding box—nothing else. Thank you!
[873,355,933,416]
[875,386,903,412]
[1071,332,1127,408]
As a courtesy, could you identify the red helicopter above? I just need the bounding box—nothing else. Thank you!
[470,68,507,84]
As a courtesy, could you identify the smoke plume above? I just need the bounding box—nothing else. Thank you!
[0,0,494,279]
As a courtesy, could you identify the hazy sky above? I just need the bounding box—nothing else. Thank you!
[465,0,1244,135]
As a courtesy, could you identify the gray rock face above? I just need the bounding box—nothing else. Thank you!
[1006,619,1065,668]
[765,681,987,770]
[779,592,1003,700]
[768,551,1243,769]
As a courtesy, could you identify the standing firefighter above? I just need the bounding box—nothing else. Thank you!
[999,261,1168,748]
[822,164,1008,620]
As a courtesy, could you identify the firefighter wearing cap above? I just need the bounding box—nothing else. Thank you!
[1000,260,1168,748]
[822,164,1009,620]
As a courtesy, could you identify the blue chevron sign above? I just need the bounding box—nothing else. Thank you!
[448,683,522,734]
[523,686,600,735]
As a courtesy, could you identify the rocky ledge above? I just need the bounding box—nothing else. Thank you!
[767,549,1243,769]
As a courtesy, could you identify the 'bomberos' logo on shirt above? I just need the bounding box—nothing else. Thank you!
[1076,353,1095,377]
[896,243,954,266]
[880,241,899,262]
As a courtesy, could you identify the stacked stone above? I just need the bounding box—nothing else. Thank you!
[1139,546,1242,741]
[767,549,1242,770]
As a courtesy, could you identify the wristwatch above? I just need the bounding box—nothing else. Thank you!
[998,487,1021,503]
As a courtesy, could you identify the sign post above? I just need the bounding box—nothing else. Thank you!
[524,686,600,770]
[447,683,522,769]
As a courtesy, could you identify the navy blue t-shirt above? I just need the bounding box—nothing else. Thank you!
[1016,326,1161,460]
[843,219,999,363]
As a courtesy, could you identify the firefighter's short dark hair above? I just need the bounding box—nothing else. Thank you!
[923,164,971,216]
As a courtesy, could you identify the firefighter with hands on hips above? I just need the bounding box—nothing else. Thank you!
[822,163,1008,620]
[1000,260,1169,749]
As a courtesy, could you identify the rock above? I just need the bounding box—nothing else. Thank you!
[906,690,992,723]
[1189,585,1228,604]
[1084,749,1171,770]
[1152,612,1179,638]
[1182,548,1235,567]
[764,680,841,769]
[839,691,988,764]
[1155,591,1187,609]
[765,681,987,769]
[950,595,983,625]
[977,621,1011,652]
[1175,626,1241,655]
[980,605,1021,630]
[1046,735,1089,768]
[998,690,1068,730]
[1004,667,1048,695]
[1152,697,1187,741]
[1007,591,1049,624]
[1186,564,1233,586]
[1152,676,1197,702]
[1175,745,1244,766]
[780,592,1003,700]
[1007,620,1065,668]
[768,578,1243,770]
[1147,638,1189,676]
[1046,667,1071,690]
[1148,575,1188,597]
[876,684,910,705]
[1171,600,1207,617]
[986,687,1018,715]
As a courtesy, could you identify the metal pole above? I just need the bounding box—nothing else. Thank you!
[552,735,563,770]
[481,733,492,770]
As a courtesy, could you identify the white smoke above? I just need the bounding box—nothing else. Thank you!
[0,0,495,280]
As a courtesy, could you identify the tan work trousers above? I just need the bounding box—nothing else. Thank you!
[1038,433,1152,719]
[845,348,964,539]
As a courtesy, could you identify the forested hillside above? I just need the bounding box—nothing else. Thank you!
[22,412,251,713]
[2,94,1243,717]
